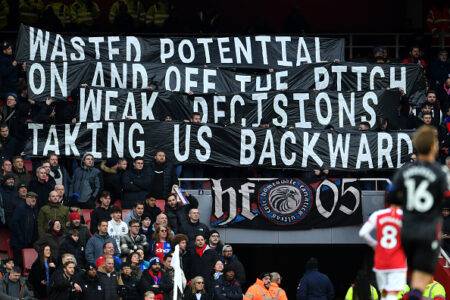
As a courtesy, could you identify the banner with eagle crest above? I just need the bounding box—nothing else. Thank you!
[210,178,362,230]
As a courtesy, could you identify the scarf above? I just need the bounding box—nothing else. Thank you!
[195,244,207,257]
[149,270,161,285]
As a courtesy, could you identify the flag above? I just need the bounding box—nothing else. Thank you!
[171,244,184,300]
[175,186,190,205]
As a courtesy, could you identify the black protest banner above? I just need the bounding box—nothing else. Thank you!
[26,121,413,170]
[210,178,362,230]
[27,61,425,104]
[16,25,345,68]
[79,87,401,130]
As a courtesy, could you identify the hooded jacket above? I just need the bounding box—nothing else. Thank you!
[37,202,69,237]
[85,233,118,266]
[244,279,272,300]
[70,153,101,204]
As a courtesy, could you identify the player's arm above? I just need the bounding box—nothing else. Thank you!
[358,213,377,248]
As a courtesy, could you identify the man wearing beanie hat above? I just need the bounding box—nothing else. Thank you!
[37,190,69,237]
[138,257,164,300]
[296,257,334,300]
[244,273,272,300]
[66,211,90,248]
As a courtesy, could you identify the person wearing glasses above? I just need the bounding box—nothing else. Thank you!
[184,276,210,300]
[120,219,149,256]
[149,225,173,261]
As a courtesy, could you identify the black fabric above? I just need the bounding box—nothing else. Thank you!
[27,177,56,209]
[97,271,119,300]
[28,257,55,298]
[148,160,177,200]
[89,206,113,234]
[10,202,38,249]
[121,168,152,208]
[186,248,219,294]
[49,268,76,300]
[401,237,440,274]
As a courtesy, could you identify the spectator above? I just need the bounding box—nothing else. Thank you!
[140,215,153,242]
[0,42,18,97]
[28,244,56,299]
[184,276,210,300]
[429,49,450,90]
[59,229,85,269]
[0,123,18,161]
[35,220,65,260]
[0,266,34,300]
[118,261,140,300]
[165,192,199,234]
[138,257,165,300]
[213,260,224,281]
[398,100,420,130]
[66,211,90,248]
[221,245,246,286]
[214,265,243,300]
[0,159,13,181]
[75,265,105,300]
[270,272,288,300]
[187,234,219,294]
[160,253,181,300]
[152,213,175,235]
[1,173,18,227]
[54,184,68,205]
[148,150,178,199]
[70,153,101,208]
[28,166,56,209]
[149,225,172,261]
[182,113,204,189]
[108,206,129,252]
[100,158,128,202]
[48,153,71,194]
[143,195,161,225]
[95,242,122,271]
[85,220,118,266]
[422,112,434,127]
[358,121,370,131]
[124,201,145,224]
[49,261,82,300]
[296,257,334,300]
[12,155,31,186]
[128,252,144,278]
[344,270,378,300]
[135,249,150,272]
[0,258,14,280]
[437,77,450,114]
[144,291,156,300]
[10,192,39,267]
[208,230,224,255]
[97,255,120,300]
[90,191,113,234]
[122,157,151,209]
[244,273,272,300]
[37,190,69,237]
[402,45,427,68]
[120,219,149,256]
[180,207,210,247]
[1,94,22,139]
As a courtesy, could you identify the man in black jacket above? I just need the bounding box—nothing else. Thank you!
[180,208,210,247]
[148,150,178,200]
[90,191,113,234]
[100,158,127,202]
[75,265,105,300]
[214,265,243,300]
[187,234,218,295]
[122,157,151,209]
[221,245,246,286]
[10,192,38,267]
[118,261,140,300]
[49,261,82,300]
[28,166,56,209]
[1,173,19,228]
[97,255,119,300]
[0,124,19,161]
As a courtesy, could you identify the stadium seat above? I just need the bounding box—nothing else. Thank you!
[22,248,37,276]
[156,199,165,212]
[0,228,12,258]
[81,209,92,225]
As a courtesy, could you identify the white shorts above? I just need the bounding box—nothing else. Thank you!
[375,270,407,292]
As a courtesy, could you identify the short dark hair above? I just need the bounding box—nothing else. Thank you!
[103,241,114,249]
[11,266,21,274]
[98,219,109,227]
[359,121,370,128]
[133,157,144,163]
[100,191,111,199]
[163,253,173,261]
[134,201,144,208]
[128,219,139,227]
[0,123,8,130]
[111,206,122,214]
[191,112,201,118]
